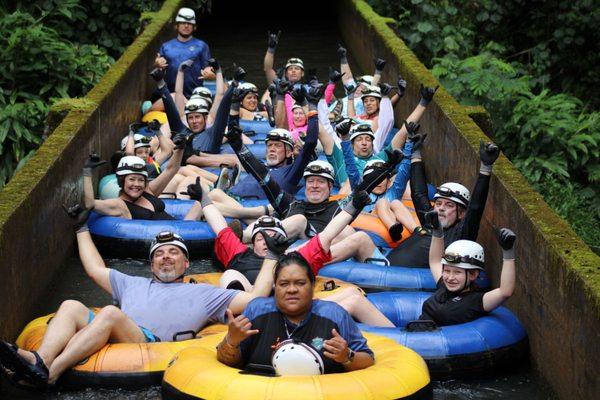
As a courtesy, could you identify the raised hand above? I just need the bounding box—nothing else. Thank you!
[384,148,404,166]
[305,84,324,105]
[397,76,407,97]
[323,329,350,363]
[328,67,344,84]
[374,57,387,72]
[497,228,516,261]
[179,177,202,202]
[343,189,371,218]
[172,133,187,150]
[479,140,500,166]
[63,203,90,232]
[225,125,244,147]
[378,82,395,96]
[335,117,353,138]
[84,152,107,169]
[424,210,441,231]
[337,44,348,60]
[233,65,247,83]
[404,120,421,138]
[419,84,439,106]
[267,30,281,51]
[207,58,220,71]
[262,232,293,260]
[274,78,293,96]
[179,59,194,71]
[289,84,306,104]
[147,119,161,132]
[225,309,259,347]
[154,53,168,69]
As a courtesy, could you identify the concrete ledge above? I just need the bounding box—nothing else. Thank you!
[337,1,599,398]
[0,0,185,340]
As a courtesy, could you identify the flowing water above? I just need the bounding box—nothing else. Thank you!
[0,1,557,398]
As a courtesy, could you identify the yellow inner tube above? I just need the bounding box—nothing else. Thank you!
[162,332,431,400]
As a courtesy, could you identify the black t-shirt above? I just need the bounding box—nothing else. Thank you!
[286,200,341,235]
[420,278,487,326]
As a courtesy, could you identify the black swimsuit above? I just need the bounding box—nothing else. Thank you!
[123,192,175,220]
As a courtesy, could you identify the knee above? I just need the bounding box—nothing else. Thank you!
[376,198,390,208]
[209,188,225,201]
[337,289,365,312]
[57,300,87,315]
[94,305,126,325]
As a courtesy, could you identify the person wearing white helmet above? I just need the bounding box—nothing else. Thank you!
[216,237,378,373]
[387,122,501,267]
[0,219,278,389]
[262,30,305,85]
[419,211,517,326]
[152,7,214,100]
[81,143,203,221]
[237,82,269,121]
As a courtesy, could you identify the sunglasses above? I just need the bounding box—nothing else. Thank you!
[442,252,485,268]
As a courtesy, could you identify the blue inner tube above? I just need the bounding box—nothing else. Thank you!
[318,261,490,292]
[359,291,528,379]
[88,200,222,260]
[239,119,272,135]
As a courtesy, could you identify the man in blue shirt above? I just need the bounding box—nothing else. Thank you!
[154,7,215,98]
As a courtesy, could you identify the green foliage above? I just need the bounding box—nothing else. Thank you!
[0,9,112,189]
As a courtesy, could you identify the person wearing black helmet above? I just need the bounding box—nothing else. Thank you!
[0,213,276,390]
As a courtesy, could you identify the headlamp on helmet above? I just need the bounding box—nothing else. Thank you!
[251,216,287,241]
[265,129,294,149]
[116,156,148,177]
[303,160,335,182]
[185,98,210,115]
[349,123,375,142]
[175,7,196,24]
[149,231,189,260]
[434,182,470,208]
[441,240,484,270]
[285,58,304,70]
[360,84,382,100]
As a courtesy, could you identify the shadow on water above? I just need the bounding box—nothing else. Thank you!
[1,1,557,399]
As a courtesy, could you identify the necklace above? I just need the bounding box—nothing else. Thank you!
[283,318,299,339]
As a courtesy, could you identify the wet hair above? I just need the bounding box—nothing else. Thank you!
[274,252,315,284]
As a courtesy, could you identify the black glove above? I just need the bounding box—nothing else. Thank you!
[233,65,247,83]
[335,118,353,138]
[337,44,348,60]
[263,232,293,260]
[225,125,244,148]
[149,67,165,82]
[424,210,442,237]
[207,58,220,71]
[389,223,404,242]
[267,30,281,51]
[404,120,421,138]
[63,203,90,233]
[405,120,426,153]
[419,84,439,106]
[84,153,107,169]
[289,85,306,104]
[147,119,161,132]
[480,140,500,167]
[343,189,371,219]
[374,57,386,73]
[497,228,516,259]
[180,177,203,202]
[384,148,404,166]
[397,76,407,98]
[378,83,395,96]
[265,99,276,127]
[172,133,187,150]
[232,87,248,104]
[344,82,357,96]
[305,84,324,105]
[274,78,293,96]
[328,67,344,84]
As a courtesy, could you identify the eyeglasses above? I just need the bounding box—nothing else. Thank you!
[436,187,469,205]
[442,252,485,268]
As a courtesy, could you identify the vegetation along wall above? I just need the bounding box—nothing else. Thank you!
[335,1,599,399]
[0,0,185,340]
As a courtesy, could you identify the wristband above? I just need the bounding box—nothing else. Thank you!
[502,248,515,260]
[342,349,355,366]
[479,163,492,175]
[83,167,92,177]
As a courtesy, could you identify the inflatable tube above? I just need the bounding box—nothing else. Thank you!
[239,119,272,135]
[98,174,120,200]
[15,311,226,390]
[161,332,431,400]
[203,80,216,94]
[184,273,364,300]
[359,292,528,379]
[318,261,491,292]
[141,111,167,124]
[220,143,266,159]
[88,200,219,260]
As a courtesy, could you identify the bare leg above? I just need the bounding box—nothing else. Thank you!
[209,189,268,221]
[390,199,419,232]
[322,287,394,327]
[177,175,213,200]
[179,165,218,182]
[374,198,397,229]
[162,173,184,194]
[47,305,146,383]
[329,231,376,263]
[331,225,356,245]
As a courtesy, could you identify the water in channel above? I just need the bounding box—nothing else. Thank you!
[0,1,556,398]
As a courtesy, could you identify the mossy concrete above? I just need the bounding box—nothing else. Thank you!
[0,0,185,340]
[337,1,599,398]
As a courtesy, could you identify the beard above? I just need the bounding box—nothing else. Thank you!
[155,269,180,282]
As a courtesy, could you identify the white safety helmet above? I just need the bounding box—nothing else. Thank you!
[360,84,382,100]
[357,75,374,85]
[285,57,305,70]
[251,216,287,241]
[349,123,375,142]
[116,156,148,177]
[133,134,152,149]
[271,340,324,376]
[442,240,485,270]
[265,128,294,149]
[362,159,387,177]
[434,182,471,208]
[175,7,196,24]
[191,86,213,103]
[184,97,209,115]
[149,231,189,260]
[239,82,259,93]
[303,160,335,182]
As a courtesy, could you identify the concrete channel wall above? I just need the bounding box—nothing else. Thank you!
[0,0,185,339]
[335,1,599,399]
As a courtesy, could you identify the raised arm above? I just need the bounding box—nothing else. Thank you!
[390,85,437,150]
[151,69,186,134]
[263,31,280,84]
[482,229,516,311]
[408,127,433,224]
[338,44,354,85]
[373,92,394,153]
[150,121,174,165]
[148,145,184,195]
[82,154,124,217]
[371,58,386,86]
[174,60,193,114]
[425,211,444,282]
[228,258,277,314]
[208,58,225,124]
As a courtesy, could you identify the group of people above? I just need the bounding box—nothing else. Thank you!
[0,7,519,391]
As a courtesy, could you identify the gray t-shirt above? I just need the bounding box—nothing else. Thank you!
[109,270,238,342]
